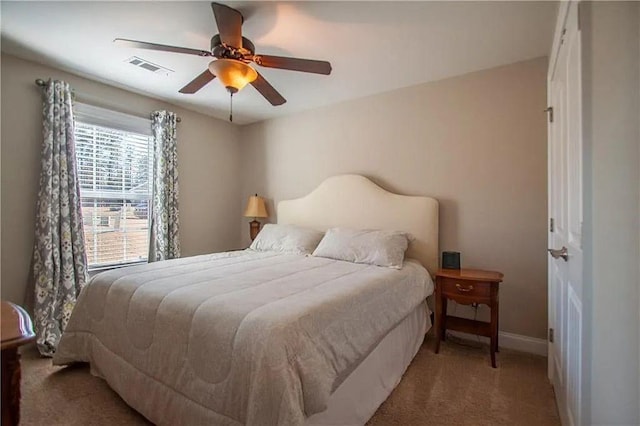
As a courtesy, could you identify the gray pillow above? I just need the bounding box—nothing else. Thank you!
[249,224,324,255]
[312,228,413,268]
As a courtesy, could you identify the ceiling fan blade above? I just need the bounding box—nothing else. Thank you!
[211,2,243,48]
[114,38,212,57]
[250,72,286,106]
[179,70,216,94]
[254,55,332,75]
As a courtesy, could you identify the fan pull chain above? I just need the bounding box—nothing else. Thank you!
[229,92,233,122]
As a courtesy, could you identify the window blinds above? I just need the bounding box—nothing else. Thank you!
[74,102,153,136]
[75,120,153,269]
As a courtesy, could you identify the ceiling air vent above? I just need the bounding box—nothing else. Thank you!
[125,56,174,76]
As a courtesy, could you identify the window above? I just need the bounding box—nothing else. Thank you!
[74,104,153,269]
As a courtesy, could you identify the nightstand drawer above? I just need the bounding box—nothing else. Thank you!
[440,277,491,299]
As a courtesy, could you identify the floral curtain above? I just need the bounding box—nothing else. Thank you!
[149,111,181,261]
[32,80,89,356]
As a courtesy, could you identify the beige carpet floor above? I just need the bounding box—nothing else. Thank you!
[20,334,560,425]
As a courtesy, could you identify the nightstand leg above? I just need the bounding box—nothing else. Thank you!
[490,346,496,368]
[495,297,500,353]
[434,285,442,354]
[490,289,499,368]
[441,298,448,341]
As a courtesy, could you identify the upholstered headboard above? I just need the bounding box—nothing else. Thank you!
[277,175,439,275]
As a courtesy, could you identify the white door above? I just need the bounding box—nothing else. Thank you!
[547,2,584,426]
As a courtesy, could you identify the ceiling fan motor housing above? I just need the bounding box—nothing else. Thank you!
[211,34,255,60]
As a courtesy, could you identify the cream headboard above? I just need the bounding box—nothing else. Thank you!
[277,175,439,275]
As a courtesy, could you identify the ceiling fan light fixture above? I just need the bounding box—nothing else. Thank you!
[208,59,257,93]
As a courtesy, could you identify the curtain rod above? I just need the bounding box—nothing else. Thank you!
[34,79,182,123]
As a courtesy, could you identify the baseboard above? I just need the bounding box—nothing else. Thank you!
[499,331,548,356]
[446,330,548,357]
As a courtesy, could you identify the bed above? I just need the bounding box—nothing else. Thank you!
[53,174,439,425]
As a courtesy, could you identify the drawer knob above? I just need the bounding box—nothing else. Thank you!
[455,283,474,293]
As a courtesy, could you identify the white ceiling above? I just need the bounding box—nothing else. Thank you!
[1,1,556,125]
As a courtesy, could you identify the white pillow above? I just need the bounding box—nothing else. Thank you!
[312,228,413,269]
[249,224,324,255]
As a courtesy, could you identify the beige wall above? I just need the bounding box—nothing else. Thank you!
[1,54,242,306]
[581,2,640,424]
[239,57,549,339]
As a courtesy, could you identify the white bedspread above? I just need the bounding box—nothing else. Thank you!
[53,250,432,425]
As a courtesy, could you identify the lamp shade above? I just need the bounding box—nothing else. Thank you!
[244,194,268,218]
[208,59,258,93]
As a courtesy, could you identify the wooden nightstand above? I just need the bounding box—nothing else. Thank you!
[434,268,504,368]
[1,301,35,425]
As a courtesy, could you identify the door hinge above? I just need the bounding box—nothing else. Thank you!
[549,328,554,343]
[577,2,582,31]
[550,218,555,233]
[544,106,554,123]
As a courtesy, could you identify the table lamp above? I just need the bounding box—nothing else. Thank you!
[243,194,268,241]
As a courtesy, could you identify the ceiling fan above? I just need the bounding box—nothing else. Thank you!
[114,2,332,120]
